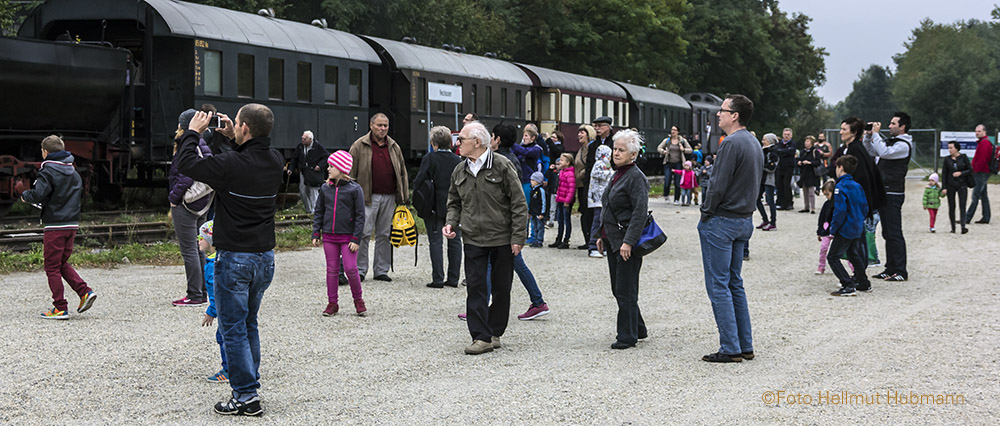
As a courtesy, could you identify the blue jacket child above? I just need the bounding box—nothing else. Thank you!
[830,174,868,239]
[199,221,228,383]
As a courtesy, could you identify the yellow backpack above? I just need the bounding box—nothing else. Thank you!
[390,205,419,267]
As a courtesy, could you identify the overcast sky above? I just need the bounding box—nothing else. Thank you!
[778,0,997,105]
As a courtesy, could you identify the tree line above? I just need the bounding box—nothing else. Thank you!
[837,7,1000,134]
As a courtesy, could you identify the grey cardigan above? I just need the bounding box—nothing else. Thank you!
[600,163,650,251]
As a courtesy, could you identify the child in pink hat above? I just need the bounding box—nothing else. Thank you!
[923,173,941,233]
[312,151,368,316]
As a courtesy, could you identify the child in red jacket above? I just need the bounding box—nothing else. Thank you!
[672,160,698,206]
[553,153,576,249]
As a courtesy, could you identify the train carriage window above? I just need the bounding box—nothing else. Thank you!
[662,109,667,129]
[204,50,222,96]
[268,58,284,100]
[501,88,508,117]
[583,98,590,123]
[485,86,493,115]
[471,85,478,113]
[624,103,630,127]
[237,54,254,98]
[297,62,311,103]
[594,98,602,118]
[349,69,362,106]
[561,93,570,122]
[568,95,576,123]
[457,82,464,113]
[417,77,426,111]
[324,66,338,104]
[514,89,521,118]
[575,96,582,123]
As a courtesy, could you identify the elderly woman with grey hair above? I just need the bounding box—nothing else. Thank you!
[596,129,650,350]
[755,133,779,231]
[413,126,464,288]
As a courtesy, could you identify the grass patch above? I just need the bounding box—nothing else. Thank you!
[0,242,182,274]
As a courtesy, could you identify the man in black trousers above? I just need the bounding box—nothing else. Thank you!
[775,128,797,210]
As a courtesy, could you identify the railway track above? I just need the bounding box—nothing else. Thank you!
[0,214,314,252]
[0,209,162,227]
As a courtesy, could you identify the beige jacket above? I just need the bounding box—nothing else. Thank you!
[348,132,409,205]
[657,136,691,164]
[574,142,590,187]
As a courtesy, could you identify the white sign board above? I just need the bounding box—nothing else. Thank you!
[428,82,462,103]
[940,131,978,157]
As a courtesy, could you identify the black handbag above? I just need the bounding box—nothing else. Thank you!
[412,179,436,218]
[965,173,976,188]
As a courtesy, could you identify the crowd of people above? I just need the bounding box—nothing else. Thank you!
[14,94,997,415]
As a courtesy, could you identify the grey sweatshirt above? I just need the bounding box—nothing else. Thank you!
[701,129,764,220]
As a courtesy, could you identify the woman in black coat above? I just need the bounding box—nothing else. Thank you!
[796,136,821,213]
[413,126,464,287]
[941,140,973,234]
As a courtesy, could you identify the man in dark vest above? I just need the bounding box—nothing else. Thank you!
[864,112,912,282]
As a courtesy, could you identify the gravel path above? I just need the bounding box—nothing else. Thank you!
[1,180,997,424]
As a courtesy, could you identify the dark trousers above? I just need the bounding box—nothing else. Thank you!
[826,235,869,289]
[578,186,592,244]
[43,229,91,312]
[965,172,991,222]
[947,187,968,231]
[880,194,907,278]
[775,167,794,208]
[664,162,682,200]
[464,244,514,342]
[555,203,573,243]
[606,243,646,344]
[756,184,776,225]
[426,216,462,285]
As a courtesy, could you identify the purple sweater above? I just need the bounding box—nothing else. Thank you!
[169,137,213,211]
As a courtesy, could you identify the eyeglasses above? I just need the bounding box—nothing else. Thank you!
[719,109,737,114]
[457,136,475,143]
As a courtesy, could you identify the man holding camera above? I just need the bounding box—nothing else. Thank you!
[864,113,912,282]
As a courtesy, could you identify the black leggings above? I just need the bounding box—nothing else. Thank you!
[947,187,968,231]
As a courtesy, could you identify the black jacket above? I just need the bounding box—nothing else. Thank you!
[941,154,972,191]
[829,140,886,217]
[176,129,285,252]
[528,184,546,216]
[21,150,82,228]
[290,141,329,187]
[775,139,797,168]
[312,179,366,241]
[600,163,650,250]
[817,199,834,236]
[412,149,463,219]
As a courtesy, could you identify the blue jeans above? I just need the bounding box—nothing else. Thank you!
[215,250,274,402]
[486,253,544,307]
[555,203,572,243]
[966,172,991,222]
[698,216,754,355]
[215,327,228,373]
[529,217,545,244]
[681,188,692,205]
[588,207,602,250]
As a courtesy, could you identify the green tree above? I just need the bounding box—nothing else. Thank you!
[837,64,897,126]
[0,0,41,36]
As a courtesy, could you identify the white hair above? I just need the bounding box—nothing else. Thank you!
[429,126,452,149]
[303,130,314,140]
[612,129,644,154]
[464,121,490,149]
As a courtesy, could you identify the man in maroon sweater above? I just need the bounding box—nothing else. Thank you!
[965,124,992,224]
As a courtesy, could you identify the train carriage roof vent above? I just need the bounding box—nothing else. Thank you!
[311,19,328,28]
[442,43,454,50]
[648,84,657,88]
[484,52,498,58]
[402,36,417,44]
[258,8,275,18]
[453,46,466,53]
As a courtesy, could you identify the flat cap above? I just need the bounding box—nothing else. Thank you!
[593,116,613,125]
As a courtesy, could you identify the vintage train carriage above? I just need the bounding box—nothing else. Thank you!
[19,0,381,181]
[514,63,629,153]
[684,92,724,154]
[361,36,532,159]
[615,81,692,163]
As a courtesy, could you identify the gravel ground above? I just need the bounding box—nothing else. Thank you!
[1,180,997,424]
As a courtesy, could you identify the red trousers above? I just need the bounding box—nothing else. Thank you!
[43,229,91,311]
[928,208,938,228]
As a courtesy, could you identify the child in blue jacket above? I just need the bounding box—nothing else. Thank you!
[198,220,228,383]
[827,155,870,297]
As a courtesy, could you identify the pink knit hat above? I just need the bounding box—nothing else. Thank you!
[328,151,353,175]
[928,173,939,183]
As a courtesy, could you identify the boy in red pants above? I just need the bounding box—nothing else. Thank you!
[19,135,97,319]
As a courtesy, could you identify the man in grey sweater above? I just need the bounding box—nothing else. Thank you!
[698,94,763,363]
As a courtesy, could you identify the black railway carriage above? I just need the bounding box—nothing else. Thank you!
[514,63,629,154]
[614,81,693,164]
[18,0,380,178]
[360,36,532,158]
[684,92,724,154]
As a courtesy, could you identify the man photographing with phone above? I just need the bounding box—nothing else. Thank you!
[863,113,912,282]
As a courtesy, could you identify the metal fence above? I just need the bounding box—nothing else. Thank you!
[821,128,939,177]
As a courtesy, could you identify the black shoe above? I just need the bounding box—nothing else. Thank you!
[214,396,263,416]
[884,274,906,282]
[611,341,635,350]
[961,228,969,234]
[426,282,444,288]
[548,242,561,248]
[831,287,857,297]
[975,219,989,224]
[638,331,648,340]
[557,242,569,249]
[741,351,755,360]
[338,273,348,286]
[530,243,542,248]
[360,274,366,282]
[374,274,392,282]
[872,271,891,280]
[798,209,810,213]
[444,281,459,288]
[856,285,872,293]
[701,352,742,363]
[576,244,589,250]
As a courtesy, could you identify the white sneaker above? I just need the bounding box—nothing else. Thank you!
[588,250,603,258]
[673,200,680,205]
[814,269,824,275]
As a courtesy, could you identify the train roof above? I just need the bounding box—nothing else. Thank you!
[614,82,689,109]
[684,92,724,110]
[361,36,532,86]
[146,0,380,63]
[515,63,627,100]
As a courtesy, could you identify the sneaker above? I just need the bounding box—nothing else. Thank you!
[756,222,769,229]
[830,287,857,297]
[491,336,502,349]
[322,303,338,316]
[884,274,907,282]
[701,352,742,363]
[517,303,550,320]
[354,299,367,316]
[762,224,776,231]
[872,271,891,280]
[930,227,935,233]
[546,221,555,228]
[588,250,603,258]
[741,351,755,360]
[457,313,467,321]
[338,273,348,286]
[530,243,543,248]
[673,200,680,205]
[172,297,207,307]
[78,290,97,313]
[856,285,872,293]
[373,275,392,282]
[464,340,494,355]
[548,242,561,248]
[206,370,229,383]
[576,244,589,250]
[214,396,263,416]
[815,269,824,275]
[525,239,537,245]
[41,307,68,320]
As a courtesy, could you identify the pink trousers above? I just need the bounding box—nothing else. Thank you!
[324,240,362,304]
